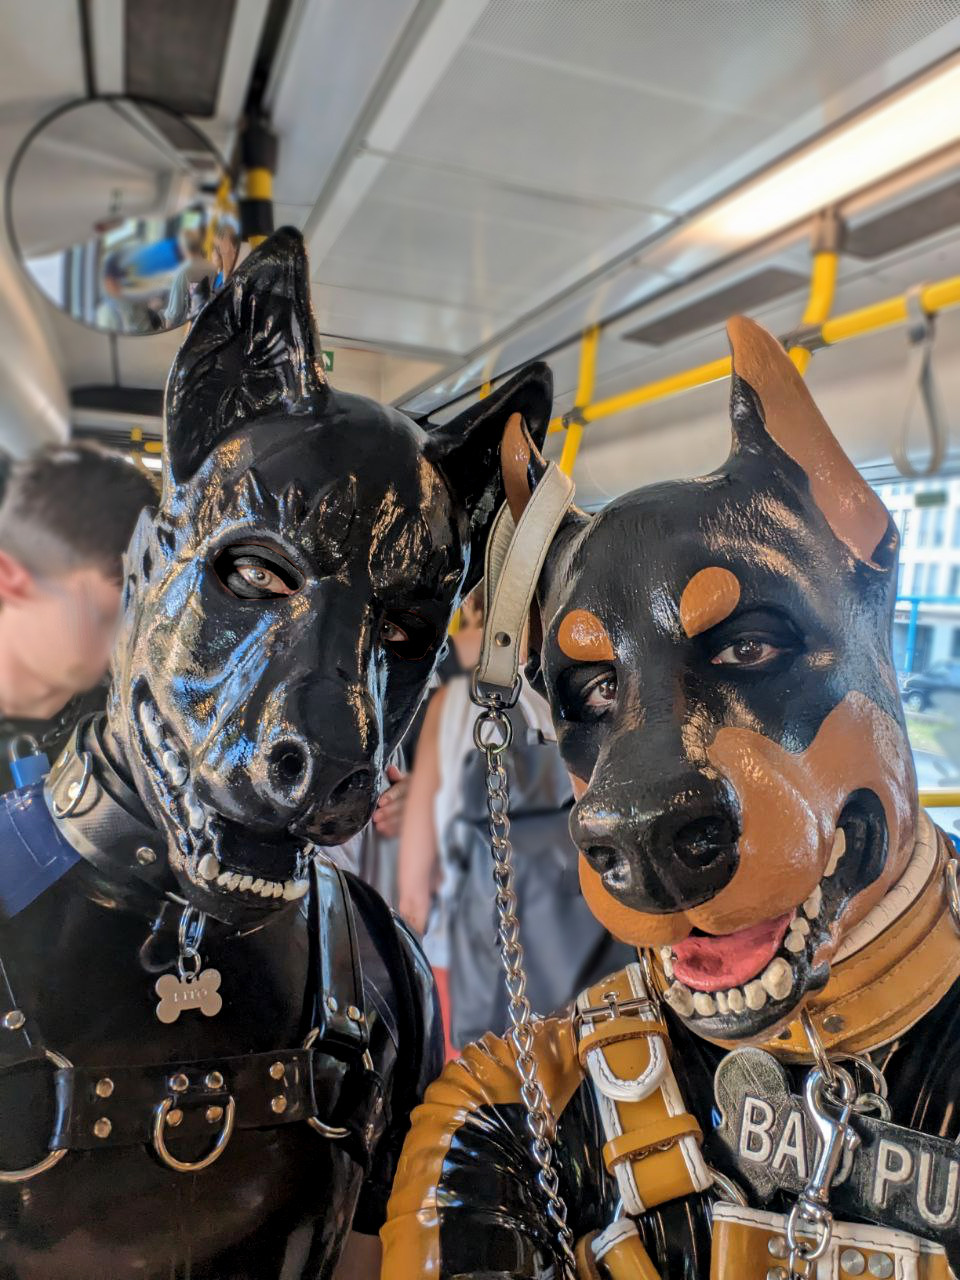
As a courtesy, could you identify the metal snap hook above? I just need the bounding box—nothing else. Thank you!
[152,1094,235,1173]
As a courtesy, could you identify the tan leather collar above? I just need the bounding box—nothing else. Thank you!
[757,814,960,1060]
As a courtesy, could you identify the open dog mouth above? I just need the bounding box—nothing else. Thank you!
[135,690,312,910]
[660,792,887,1036]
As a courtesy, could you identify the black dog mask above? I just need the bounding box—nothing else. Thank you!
[108,227,551,926]
[506,315,916,1042]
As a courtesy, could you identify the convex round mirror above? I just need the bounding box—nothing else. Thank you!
[7,97,227,336]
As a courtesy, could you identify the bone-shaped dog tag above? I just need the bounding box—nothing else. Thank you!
[155,968,223,1024]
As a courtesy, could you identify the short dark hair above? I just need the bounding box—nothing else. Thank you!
[102,252,126,283]
[0,443,156,584]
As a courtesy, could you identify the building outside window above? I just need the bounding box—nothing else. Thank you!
[875,480,960,792]
[918,507,931,547]
[934,506,946,547]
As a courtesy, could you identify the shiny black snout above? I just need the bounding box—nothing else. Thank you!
[571,772,740,913]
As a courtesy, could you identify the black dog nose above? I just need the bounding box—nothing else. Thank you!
[268,740,311,794]
[573,776,740,914]
[325,766,374,809]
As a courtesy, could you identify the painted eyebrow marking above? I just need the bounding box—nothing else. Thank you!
[679,567,741,638]
[556,609,614,662]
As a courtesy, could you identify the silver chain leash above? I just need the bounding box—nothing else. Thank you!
[472,681,578,1279]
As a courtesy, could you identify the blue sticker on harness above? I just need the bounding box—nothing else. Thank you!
[0,784,81,919]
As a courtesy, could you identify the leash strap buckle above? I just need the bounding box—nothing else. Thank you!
[475,462,575,695]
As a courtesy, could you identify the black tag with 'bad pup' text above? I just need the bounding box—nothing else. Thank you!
[715,1048,960,1251]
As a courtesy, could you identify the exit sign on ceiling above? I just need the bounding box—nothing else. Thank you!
[322,350,334,372]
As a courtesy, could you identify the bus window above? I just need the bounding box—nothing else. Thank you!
[874,479,960,798]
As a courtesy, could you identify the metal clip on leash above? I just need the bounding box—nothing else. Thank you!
[786,1010,880,1279]
[471,462,577,1277]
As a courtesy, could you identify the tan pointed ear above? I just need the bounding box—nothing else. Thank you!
[500,412,549,522]
[726,315,890,568]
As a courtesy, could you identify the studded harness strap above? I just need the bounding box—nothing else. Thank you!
[0,857,381,1182]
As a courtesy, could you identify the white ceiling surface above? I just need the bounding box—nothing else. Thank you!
[2,0,960,457]
[315,0,960,403]
[0,0,89,450]
[554,226,960,509]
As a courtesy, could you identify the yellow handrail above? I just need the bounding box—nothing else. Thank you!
[558,324,599,476]
[789,249,838,374]
[919,789,960,808]
[545,270,960,435]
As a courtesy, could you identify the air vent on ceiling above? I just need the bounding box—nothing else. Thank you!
[126,0,236,118]
[846,179,960,260]
[622,267,809,347]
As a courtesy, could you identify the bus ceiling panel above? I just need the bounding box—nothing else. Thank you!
[309,280,510,362]
[391,1,960,416]
[578,249,955,430]
[114,325,183,387]
[396,257,674,415]
[313,157,671,328]
[268,0,422,210]
[565,306,960,511]
[0,0,86,119]
[43,306,116,388]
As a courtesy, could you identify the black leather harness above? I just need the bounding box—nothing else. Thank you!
[0,857,383,1181]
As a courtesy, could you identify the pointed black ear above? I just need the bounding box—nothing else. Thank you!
[162,226,327,491]
[422,361,553,591]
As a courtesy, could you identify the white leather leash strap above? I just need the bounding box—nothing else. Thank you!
[475,462,575,695]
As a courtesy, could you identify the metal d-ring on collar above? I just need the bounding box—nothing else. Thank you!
[50,750,92,819]
[944,857,960,934]
[0,1048,72,1183]
[152,1094,236,1173]
[301,1025,373,1139]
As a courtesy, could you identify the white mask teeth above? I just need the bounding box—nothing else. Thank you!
[186,798,206,832]
[726,987,745,1014]
[744,980,767,1011]
[784,924,807,954]
[197,852,220,882]
[139,702,165,749]
[761,957,793,1001]
[803,885,823,919]
[692,991,717,1017]
[282,877,309,901]
[664,982,694,1017]
[161,748,188,788]
[825,827,846,877]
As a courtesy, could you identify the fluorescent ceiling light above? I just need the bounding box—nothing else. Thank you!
[698,55,960,245]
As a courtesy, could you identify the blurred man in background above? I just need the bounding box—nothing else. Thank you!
[163,228,217,328]
[0,444,155,789]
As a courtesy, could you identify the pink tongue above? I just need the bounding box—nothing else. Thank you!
[671,913,793,993]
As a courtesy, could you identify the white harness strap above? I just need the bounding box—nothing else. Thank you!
[475,464,575,695]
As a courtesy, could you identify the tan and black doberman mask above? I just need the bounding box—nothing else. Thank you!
[508,315,916,1042]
